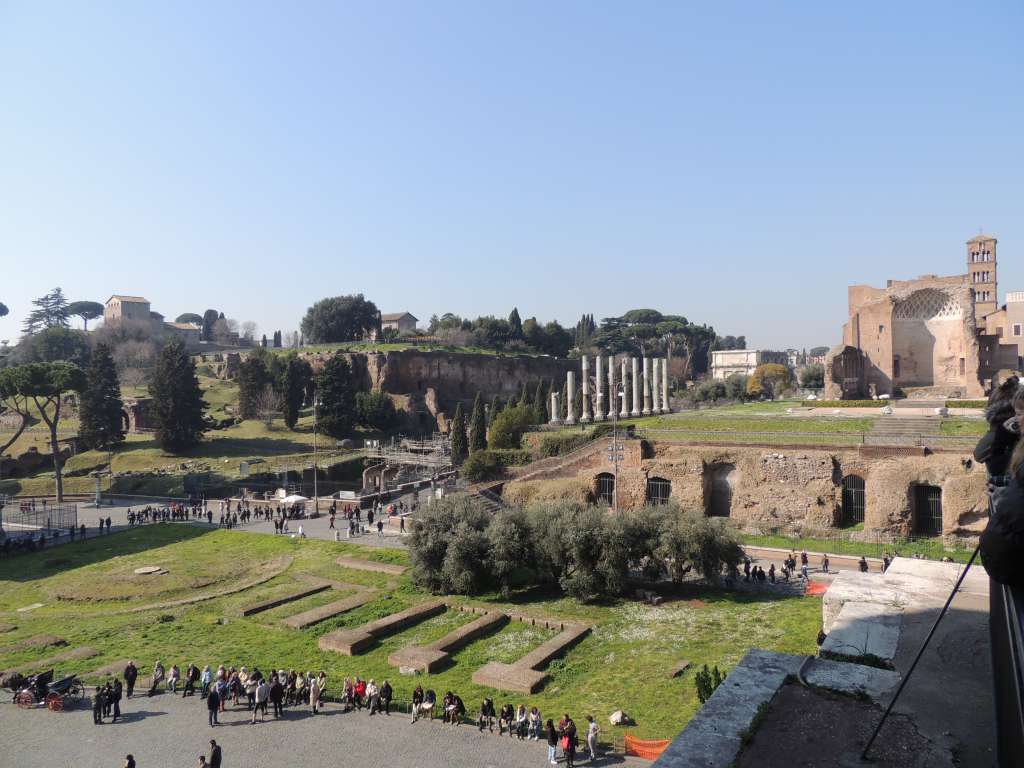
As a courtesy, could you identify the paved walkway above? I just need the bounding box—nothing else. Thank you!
[0,691,643,768]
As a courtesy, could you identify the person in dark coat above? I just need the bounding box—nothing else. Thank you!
[206,687,220,726]
[111,679,122,721]
[974,377,1020,482]
[92,686,105,725]
[123,661,138,698]
[208,740,222,768]
[980,381,1024,587]
[269,677,284,718]
[379,679,392,715]
[561,714,578,768]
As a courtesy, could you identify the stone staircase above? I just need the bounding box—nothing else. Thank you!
[866,415,942,446]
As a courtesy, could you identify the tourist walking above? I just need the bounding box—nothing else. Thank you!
[92,686,104,725]
[822,554,830,574]
[560,714,578,768]
[585,715,600,762]
[206,686,220,726]
[546,719,558,765]
[111,679,122,721]
[411,685,424,722]
[208,740,222,768]
[252,678,268,722]
[309,672,321,714]
[123,755,135,768]
[123,661,138,698]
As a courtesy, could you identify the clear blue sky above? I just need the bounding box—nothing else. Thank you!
[1,2,1021,350]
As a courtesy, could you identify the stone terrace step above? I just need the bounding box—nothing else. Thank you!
[318,600,447,656]
[389,610,509,673]
[281,590,379,629]
[239,584,331,616]
[335,556,407,576]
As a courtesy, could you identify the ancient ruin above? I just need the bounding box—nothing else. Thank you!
[824,234,1016,399]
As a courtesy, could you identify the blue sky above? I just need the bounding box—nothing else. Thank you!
[1,2,1021,350]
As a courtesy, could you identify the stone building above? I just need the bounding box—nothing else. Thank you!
[103,295,201,348]
[378,312,418,337]
[710,349,789,380]
[508,437,987,543]
[824,235,1017,399]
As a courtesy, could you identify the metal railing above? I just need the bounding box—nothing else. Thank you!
[634,427,979,450]
[992,580,1024,766]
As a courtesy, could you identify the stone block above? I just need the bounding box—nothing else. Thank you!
[281,590,377,629]
[318,629,374,656]
[669,660,691,679]
[472,662,547,694]
[335,556,407,576]
[820,601,901,668]
[517,624,590,670]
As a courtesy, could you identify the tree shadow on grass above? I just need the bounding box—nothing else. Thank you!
[0,525,216,583]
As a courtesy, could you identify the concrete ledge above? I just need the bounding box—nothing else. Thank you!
[240,584,330,616]
[282,590,378,629]
[335,556,407,576]
[318,600,446,656]
[653,650,804,768]
[388,647,449,674]
[821,601,901,668]
[803,657,900,700]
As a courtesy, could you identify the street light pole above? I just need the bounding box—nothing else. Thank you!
[609,383,625,513]
[313,399,319,515]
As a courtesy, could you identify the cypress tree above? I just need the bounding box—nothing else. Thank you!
[78,342,125,451]
[488,395,503,427]
[520,380,532,406]
[532,380,547,424]
[450,402,468,465]
[150,339,207,453]
[469,393,487,453]
[316,356,358,438]
[236,355,270,420]
[260,334,268,348]
[281,356,312,430]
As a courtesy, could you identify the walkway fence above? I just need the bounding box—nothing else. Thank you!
[635,427,978,450]
[0,499,77,533]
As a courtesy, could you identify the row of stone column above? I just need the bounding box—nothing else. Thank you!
[550,355,671,425]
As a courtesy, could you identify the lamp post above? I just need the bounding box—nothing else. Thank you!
[608,383,625,513]
[313,399,319,515]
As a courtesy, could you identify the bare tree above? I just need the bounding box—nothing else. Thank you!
[240,320,258,341]
[254,385,283,429]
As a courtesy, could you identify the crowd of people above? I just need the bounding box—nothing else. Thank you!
[107,659,602,765]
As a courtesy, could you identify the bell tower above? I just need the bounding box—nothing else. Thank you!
[967,233,997,323]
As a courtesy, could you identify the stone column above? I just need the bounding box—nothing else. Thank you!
[651,358,660,413]
[631,358,641,416]
[661,357,671,413]
[549,391,561,425]
[642,356,652,415]
[620,358,629,417]
[608,355,616,420]
[565,371,576,425]
[594,355,605,421]
[580,355,591,423]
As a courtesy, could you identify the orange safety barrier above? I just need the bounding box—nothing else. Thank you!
[805,580,829,596]
[624,734,671,760]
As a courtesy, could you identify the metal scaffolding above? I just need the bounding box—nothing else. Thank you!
[366,434,453,489]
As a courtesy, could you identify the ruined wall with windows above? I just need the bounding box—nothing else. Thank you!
[555,440,987,543]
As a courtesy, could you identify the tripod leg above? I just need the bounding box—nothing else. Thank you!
[861,544,981,760]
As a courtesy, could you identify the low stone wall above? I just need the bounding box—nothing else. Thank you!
[318,601,446,656]
[335,556,407,576]
[239,584,331,616]
[471,622,590,694]
[388,608,508,673]
[281,590,378,630]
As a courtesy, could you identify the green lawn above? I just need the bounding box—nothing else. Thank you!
[939,418,987,437]
[0,526,821,741]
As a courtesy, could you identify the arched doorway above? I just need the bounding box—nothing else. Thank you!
[704,463,736,517]
[841,475,865,527]
[912,484,943,536]
[646,477,672,506]
[596,473,615,506]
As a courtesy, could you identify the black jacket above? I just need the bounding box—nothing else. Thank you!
[984,478,1024,587]
[975,401,1019,478]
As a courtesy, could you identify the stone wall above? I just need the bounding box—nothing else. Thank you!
[539,440,987,542]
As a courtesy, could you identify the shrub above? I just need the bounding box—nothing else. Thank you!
[503,478,594,506]
[461,451,504,483]
[537,423,613,457]
[695,664,725,704]
[811,400,886,408]
[488,403,534,449]
[946,400,986,409]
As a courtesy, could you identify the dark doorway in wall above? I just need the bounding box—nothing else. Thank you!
[596,472,615,506]
[704,463,736,517]
[841,475,865,527]
[912,484,942,536]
